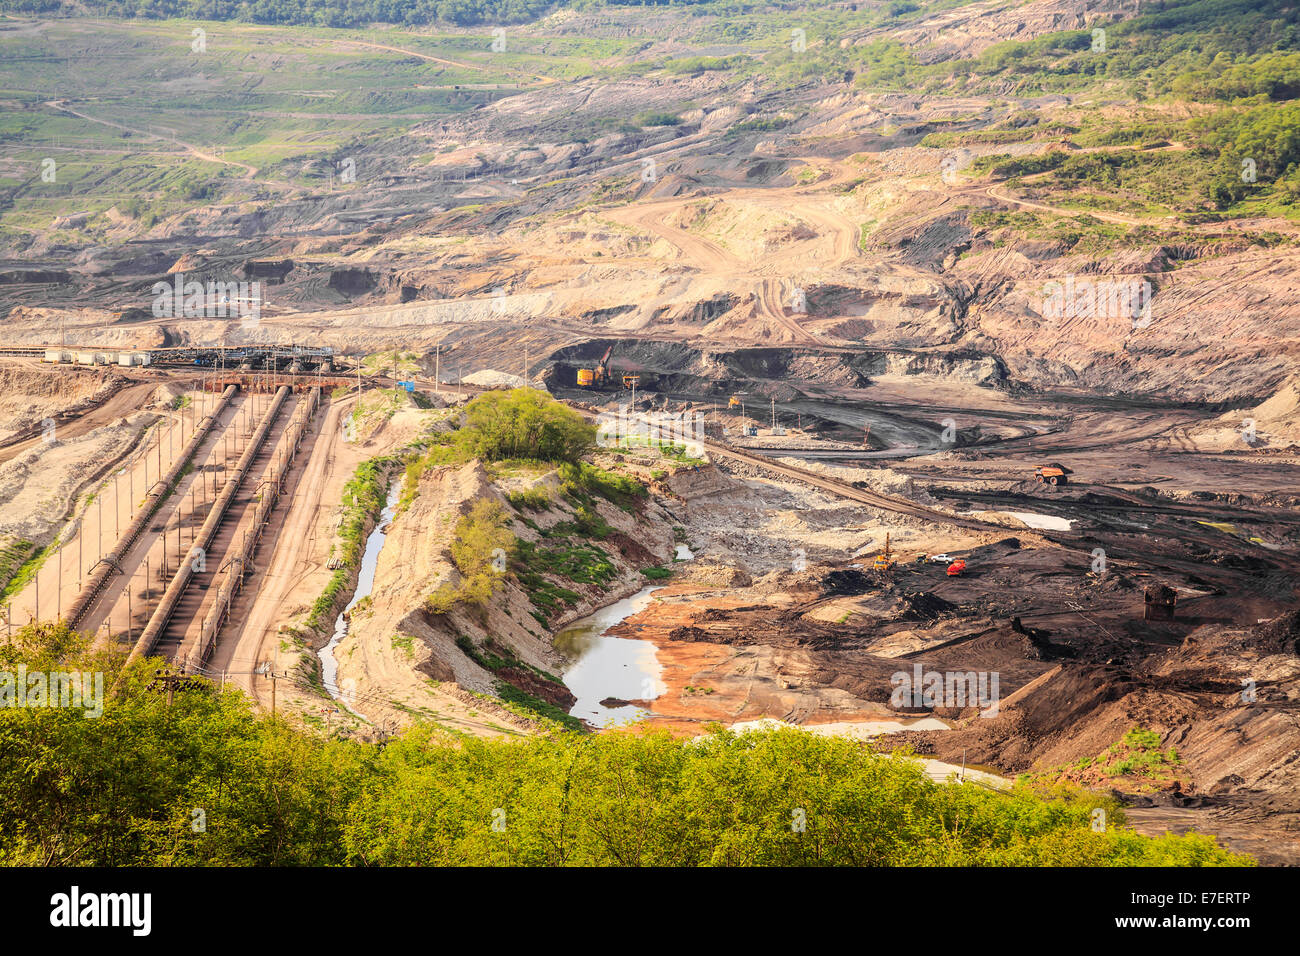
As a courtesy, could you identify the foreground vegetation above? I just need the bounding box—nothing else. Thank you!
[0,622,1249,866]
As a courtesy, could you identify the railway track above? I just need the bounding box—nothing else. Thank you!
[64,385,239,630]
[698,437,1005,532]
[561,400,999,530]
[129,386,292,662]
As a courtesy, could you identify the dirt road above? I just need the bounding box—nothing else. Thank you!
[0,381,158,467]
[215,395,354,702]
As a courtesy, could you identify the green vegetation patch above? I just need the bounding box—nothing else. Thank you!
[0,621,1252,867]
[426,499,514,615]
[306,455,396,631]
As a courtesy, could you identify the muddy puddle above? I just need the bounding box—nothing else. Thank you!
[555,586,667,727]
[557,544,698,726]
[319,478,401,717]
[964,509,1073,531]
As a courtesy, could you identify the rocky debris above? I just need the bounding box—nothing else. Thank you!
[675,562,752,588]
[1247,610,1300,656]
[463,369,524,388]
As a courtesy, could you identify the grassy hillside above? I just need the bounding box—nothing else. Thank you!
[2,0,1297,244]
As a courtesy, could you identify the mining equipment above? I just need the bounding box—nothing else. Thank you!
[1034,463,1070,486]
[946,559,967,576]
[873,532,896,572]
[578,345,614,388]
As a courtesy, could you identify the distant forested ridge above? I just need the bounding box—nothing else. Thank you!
[0,0,718,28]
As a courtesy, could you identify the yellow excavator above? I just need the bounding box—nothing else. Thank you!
[872,532,895,572]
[577,345,614,388]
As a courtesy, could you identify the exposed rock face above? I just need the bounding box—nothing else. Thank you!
[662,463,735,500]
[327,268,376,295]
[905,612,1300,828]
[4,5,1296,409]
[242,259,294,283]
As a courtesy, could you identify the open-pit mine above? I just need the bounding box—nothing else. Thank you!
[1,0,1298,877]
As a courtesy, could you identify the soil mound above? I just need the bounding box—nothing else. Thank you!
[1251,610,1300,656]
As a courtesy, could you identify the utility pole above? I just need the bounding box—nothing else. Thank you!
[435,345,440,394]
[152,667,185,708]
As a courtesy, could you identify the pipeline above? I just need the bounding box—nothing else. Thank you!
[184,387,321,672]
[65,385,239,630]
[130,386,292,662]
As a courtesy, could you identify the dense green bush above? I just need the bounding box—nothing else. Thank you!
[0,623,1252,867]
[456,389,595,465]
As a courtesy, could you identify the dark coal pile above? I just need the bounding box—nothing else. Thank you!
[900,591,955,621]
[822,568,876,595]
[1252,610,1300,655]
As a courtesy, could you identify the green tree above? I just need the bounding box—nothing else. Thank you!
[456,389,595,464]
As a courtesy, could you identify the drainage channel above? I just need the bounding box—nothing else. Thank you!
[319,478,401,719]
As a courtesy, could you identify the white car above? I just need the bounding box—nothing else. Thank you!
[928,553,952,564]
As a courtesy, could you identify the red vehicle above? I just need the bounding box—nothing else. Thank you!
[946,560,966,576]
